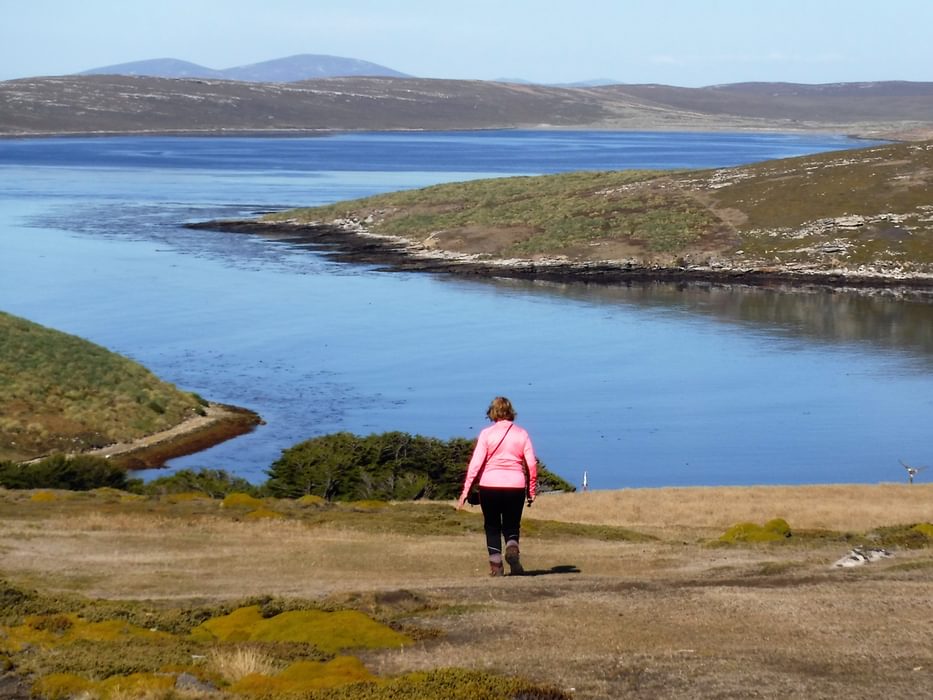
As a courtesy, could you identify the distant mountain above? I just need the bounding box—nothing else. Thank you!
[80,54,411,82]
[221,55,410,82]
[553,79,622,87]
[495,78,623,87]
[80,58,225,80]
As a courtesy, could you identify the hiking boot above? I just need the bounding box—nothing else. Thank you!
[505,542,524,575]
[489,560,504,577]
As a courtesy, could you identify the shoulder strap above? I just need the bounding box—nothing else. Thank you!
[487,422,514,460]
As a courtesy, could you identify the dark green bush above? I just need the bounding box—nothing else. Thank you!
[265,432,467,501]
[265,431,574,502]
[0,454,129,491]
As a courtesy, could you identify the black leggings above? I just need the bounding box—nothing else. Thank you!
[479,487,526,555]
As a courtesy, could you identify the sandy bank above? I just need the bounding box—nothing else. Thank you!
[86,402,262,469]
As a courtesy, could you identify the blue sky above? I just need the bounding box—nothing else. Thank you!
[2,0,930,86]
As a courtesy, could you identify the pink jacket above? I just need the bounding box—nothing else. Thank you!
[460,420,538,500]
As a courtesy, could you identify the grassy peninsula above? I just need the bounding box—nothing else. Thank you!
[262,139,933,285]
[0,312,256,464]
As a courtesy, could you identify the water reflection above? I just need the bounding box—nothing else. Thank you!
[468,277,933,367]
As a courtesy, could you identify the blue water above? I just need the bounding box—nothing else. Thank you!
[0,130,869,173]
[2,131,930,489]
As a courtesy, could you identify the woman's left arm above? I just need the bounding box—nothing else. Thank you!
[523,436,538,500]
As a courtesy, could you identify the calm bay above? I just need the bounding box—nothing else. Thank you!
[1,131,929,489]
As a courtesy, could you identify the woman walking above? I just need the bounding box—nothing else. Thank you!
[458,396,538,576]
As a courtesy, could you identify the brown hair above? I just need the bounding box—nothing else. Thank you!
[486,396,516,422]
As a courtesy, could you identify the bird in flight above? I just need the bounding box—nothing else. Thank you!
[899,459,929,484]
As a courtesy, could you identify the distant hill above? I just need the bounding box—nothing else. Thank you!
[596,81,933,123]
[2,74,932,138]
[79,58,226,80]
[80,54,411,82]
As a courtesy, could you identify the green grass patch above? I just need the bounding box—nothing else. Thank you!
[864,523,933,549]
[522,517,656,542]
[0,486,651,542]
[0,311,203,461]
[265,169,723,257]
[267,140,933,274]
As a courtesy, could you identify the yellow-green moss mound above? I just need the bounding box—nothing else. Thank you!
[222,492,265,509]
[33,671,176,700]
[190,606,411,653]
[1,613,172,653]
[245,507,286,520]
[297,494,326,507]
[719,518,792,543]
[230,656,375,695]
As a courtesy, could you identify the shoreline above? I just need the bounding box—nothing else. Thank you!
[0,125,913,142]
[85,402,262,470]
[187,218,933,295]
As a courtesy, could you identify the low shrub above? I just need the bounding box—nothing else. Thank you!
[867,523,933,549]
[0,454,129,491]
[320,667,574,700]
[297,494,326,507]
[222,492,265,510]
[143,468,259,498]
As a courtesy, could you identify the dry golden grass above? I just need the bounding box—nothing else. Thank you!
[529,483,933,535]
[2,484,932,699]
[208,646,279,683]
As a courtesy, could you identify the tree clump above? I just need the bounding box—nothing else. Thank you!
[265,430,574,501]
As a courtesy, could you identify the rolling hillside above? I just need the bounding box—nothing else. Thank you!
[3,75,933,137]
[0,311,207,461]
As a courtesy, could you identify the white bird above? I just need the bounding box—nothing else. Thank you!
[832,547,893,568]
[900,460,929,484]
